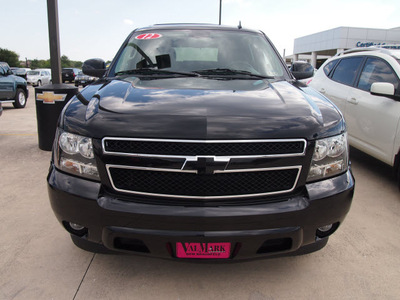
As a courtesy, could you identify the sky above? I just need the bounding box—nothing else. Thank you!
[1,0,400,63]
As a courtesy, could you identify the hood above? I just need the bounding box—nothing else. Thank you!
[63,77,344,140]
[11,75,27,84]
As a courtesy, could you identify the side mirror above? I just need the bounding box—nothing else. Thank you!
[82,58,107,78]
[290,62,314,80]
[370,82,395,97]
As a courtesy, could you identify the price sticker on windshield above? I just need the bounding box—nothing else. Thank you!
[135,33,162,40]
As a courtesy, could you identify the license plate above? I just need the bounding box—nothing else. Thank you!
[81,81,86,83]
[176,242,231,259]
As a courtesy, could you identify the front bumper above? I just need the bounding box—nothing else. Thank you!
[48,165,354,261]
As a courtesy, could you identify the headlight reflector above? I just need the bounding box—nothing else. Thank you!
[59,132,94,158]
[307,133,348,182]
[55,130,99,180]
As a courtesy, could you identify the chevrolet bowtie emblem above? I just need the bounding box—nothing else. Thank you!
[183,156,230,175]
[36,91,67,104]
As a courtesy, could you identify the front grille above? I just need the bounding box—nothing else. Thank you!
[103,138,306,199]
[103,139,305,156]
[108,167,300,199]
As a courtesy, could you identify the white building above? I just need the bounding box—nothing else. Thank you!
[288,26,400,68]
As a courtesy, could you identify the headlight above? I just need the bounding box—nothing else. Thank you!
[307,133,348,182]
[54,129,100,181]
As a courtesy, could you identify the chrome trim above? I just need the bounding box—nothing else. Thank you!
[107,164,197,174]
[182,156,230,173]
[105,165,302,200]
[102,137,307,158]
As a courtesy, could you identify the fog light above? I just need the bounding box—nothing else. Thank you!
[70,222,85,231]
[316,222,340,239]
[318,224,333,232]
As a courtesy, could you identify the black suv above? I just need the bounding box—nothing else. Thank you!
[47,24,354,261]
[62,68,81,83]
[0,62,29,108]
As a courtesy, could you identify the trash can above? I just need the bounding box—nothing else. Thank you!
[35,84,78,151]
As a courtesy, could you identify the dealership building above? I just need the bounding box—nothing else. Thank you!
[288,26,400,68]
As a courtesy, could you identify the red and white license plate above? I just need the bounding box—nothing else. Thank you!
[176,242,231,259]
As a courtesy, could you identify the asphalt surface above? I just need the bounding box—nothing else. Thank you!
[1,85,399,300]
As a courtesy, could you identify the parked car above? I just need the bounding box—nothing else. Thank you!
[10,67,20,74]
[62,68,81,83]
[308,47,400,186]
[48,24,354,261]
[26,69,51,86]
[12,67,31,80]
[0,62,29,108]
[74,71,97,87]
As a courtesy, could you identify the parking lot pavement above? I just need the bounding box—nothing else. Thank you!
[0,85,399,300]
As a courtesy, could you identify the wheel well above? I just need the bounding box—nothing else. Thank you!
[16,85,27,94]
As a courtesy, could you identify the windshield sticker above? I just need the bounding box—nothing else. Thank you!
[135,33,162,40]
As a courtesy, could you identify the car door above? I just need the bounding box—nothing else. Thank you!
[0,64,14,99]
[312,57,364,115]
[345,56,400,166]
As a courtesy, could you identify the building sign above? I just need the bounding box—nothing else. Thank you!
[356,41,385,47]
[356,42,400,49]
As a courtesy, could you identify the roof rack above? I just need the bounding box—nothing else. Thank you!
[335,46,398,57]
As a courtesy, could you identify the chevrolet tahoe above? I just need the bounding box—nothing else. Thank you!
[47,24,354,261]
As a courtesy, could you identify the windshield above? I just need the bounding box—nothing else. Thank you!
[112,29,286,78]
[27,71,40,75]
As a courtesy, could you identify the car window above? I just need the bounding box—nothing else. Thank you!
[357,57,399,91]
[331,57,364,86]
[323,59,339,76]
[113,29,285,78]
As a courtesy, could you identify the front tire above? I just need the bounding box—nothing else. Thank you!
[13,88,27,108]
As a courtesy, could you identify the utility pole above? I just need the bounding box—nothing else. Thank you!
[46,0,62,84]
[219,0,222,25]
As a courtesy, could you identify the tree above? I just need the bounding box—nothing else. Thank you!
[59,55,82,68]
[0,48,20,67]
[31,59,51,69]
[60,55,71,68]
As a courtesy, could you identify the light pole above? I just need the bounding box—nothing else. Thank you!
[219,0,222,25]
[47,0,62,84]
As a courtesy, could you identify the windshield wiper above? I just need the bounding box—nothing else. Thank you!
[194,68,274,79]
[115,68,200,77]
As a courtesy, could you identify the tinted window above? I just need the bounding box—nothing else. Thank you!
[357,57,399,91]
[331,57,364,86]
[323,59,339,76]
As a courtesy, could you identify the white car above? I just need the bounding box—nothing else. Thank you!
[308,47,400,185]
[26,69,51,86]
